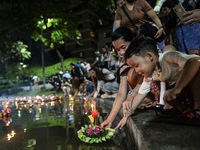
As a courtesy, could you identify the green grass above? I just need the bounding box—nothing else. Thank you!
[27,57,79,79]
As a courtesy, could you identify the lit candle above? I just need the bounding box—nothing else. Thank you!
[91,104,93,111]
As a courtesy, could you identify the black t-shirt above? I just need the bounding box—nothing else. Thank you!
[71,66,81,78]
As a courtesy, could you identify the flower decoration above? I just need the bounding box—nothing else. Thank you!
[77,125,115,144]
[78,110,115,143]
[91,110,98,119]
[84,99,91,108]
[0,105,12,117]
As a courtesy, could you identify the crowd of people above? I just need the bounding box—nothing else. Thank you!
[100,0,200,128]
[29,0,200,128]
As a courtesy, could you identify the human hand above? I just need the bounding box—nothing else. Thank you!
[163,88,181,102]
[86,96,90,100]
[183,9,200,26]
[115,116,128,130]
[154,28,164,39]
[101,119,113,128]
[91,97,96,103]
[122,96,135,117]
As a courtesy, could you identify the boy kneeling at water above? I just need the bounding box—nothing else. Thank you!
[115,37,200,129]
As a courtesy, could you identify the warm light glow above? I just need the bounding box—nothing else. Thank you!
[91,104,94,111]
[7,130,16,140]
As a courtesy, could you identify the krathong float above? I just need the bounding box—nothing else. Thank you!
[0,105,12,117]
[84,98,91,108]
[77,109,115,143]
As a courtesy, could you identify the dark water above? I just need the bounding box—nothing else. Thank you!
[0,97,137,150]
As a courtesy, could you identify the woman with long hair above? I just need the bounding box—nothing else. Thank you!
[87,66,119,102]
[101,26,155,128]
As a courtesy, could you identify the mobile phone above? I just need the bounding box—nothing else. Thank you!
[173,3,186,25]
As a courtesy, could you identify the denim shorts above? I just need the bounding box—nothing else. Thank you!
[176,23,200,53]
[99,81,119,94]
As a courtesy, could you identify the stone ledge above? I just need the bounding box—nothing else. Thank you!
[98,97,200,150]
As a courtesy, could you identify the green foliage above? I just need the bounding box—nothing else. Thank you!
[27,57,79,79]
[31,17,82,49]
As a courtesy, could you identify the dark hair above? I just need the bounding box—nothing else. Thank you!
[70,63,75,66]
[90,67,114,82]
[112,26,134,42]
[102,44,109,55]
[124,37,158,62]
[162,0,175,9]
[102,44,108,49]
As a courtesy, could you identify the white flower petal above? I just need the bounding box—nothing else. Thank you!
[102,137,106,141]
[78,135,84,138]
[94,138,99,143]
[108,132,114,137]
[84,137,91,142]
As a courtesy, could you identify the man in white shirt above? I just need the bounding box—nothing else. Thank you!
[32,74,40,90]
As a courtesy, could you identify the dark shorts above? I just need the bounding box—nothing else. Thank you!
[86,83,94,94]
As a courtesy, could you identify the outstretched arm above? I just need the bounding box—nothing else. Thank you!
[115,93,147,129]
[101,77,128,128]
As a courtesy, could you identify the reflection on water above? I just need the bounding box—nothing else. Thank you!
[0,96,136,150]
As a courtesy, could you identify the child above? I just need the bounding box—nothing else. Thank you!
[115,37,200,129]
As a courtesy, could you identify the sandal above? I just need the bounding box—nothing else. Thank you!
[185,109,200,125]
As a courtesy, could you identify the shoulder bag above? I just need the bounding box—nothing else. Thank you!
[121,5,165,43]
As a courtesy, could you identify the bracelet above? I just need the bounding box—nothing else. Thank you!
[159,26,164,29]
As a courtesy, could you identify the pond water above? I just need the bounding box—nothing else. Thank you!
[0,96,137,150]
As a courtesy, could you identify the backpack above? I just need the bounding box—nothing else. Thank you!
[116,63,131,83]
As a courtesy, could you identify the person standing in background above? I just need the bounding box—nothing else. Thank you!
[32,74,40,90]
[28,75,34,91]
[101,45,109,69]
[83,60,91,73]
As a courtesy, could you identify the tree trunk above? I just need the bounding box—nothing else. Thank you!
[55,48,65,73]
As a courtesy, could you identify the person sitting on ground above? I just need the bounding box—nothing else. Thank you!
[115,37,200,129]
[61,77,72,97]
[87,67,120,102]
[63,70,71,82]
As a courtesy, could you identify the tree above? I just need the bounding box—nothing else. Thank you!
[0,0,115,75]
